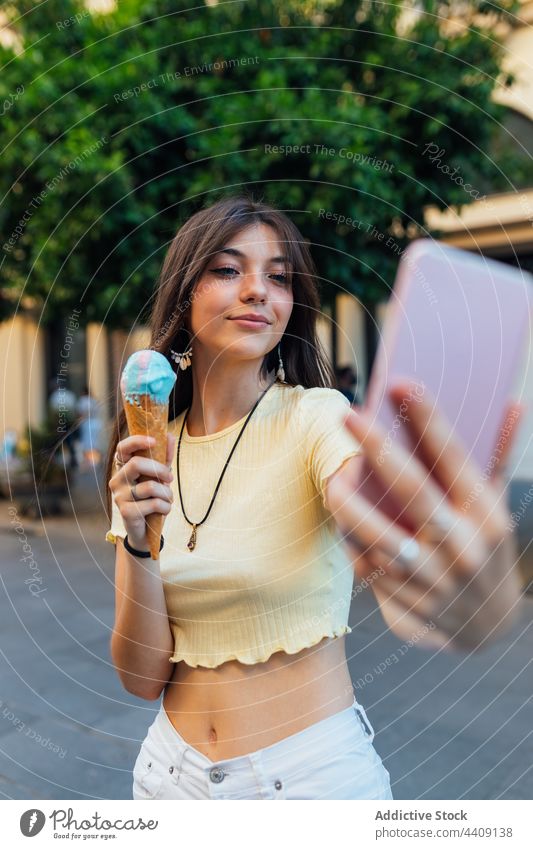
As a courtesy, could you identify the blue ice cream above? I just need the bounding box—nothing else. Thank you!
[120,350,176,405]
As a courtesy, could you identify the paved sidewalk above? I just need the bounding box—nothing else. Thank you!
[0,472,531,800]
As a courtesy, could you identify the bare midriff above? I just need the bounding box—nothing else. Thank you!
[161,635,354,762]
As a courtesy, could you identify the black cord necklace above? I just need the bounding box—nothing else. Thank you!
[176,379,278,551]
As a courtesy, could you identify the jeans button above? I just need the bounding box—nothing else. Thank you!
[209,767,225,783]
[274,780,282,790]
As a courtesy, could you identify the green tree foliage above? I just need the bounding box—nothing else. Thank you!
[0,0,525,326]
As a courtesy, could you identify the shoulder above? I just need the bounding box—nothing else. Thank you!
[285,385,361,501]
[275,384,352,440]
[279,383,351,405]
[292,385,351,420]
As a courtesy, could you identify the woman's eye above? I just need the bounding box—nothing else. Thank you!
[211,266,238,277]
[210,267,290,284]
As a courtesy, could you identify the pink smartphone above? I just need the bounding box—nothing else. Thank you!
[355,239,532,534]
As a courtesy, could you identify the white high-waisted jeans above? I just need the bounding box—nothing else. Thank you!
[132,696,393,800]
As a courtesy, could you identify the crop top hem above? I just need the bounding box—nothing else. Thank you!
[167,623,353,668]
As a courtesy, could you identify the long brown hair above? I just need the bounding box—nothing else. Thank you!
[104,193,335,518]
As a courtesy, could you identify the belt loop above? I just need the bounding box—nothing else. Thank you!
[354,703,376,743]
[171,743,191,783]
[248,750,274,800]
[159,702,193,783]
[176,746,189,781]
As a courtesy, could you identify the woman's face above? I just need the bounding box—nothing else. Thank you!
[188,223,294,367]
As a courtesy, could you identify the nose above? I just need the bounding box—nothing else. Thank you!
[239,268,267,302]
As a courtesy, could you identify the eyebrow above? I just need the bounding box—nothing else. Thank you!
[215,247,291,264]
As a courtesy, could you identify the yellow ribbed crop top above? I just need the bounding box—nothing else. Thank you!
[105,382,363,668]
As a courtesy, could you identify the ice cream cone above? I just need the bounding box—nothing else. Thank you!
[120,349,177,560]
[122,393,169,559]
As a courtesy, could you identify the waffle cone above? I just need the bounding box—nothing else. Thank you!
[123,393,169,559]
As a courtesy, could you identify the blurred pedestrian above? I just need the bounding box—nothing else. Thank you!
[76,385,103,467]
[48,378,79,469]
[335,364,361,405]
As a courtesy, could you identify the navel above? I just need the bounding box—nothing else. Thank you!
[208,726,217,744]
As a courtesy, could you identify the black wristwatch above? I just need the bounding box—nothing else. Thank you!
[123,534,165,558]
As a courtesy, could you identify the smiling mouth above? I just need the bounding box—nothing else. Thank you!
[228,317,271,325]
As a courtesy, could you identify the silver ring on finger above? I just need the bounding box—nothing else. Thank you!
[114,450,126,469]
[130,483,139,502]
[393,537,421,571]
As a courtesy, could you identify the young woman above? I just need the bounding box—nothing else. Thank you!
[105,195,522,800]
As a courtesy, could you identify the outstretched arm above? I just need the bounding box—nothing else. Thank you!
[325,382,524,653]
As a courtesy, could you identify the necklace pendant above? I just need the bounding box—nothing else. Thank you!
[187,524,197,551]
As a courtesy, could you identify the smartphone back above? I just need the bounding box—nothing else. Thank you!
[357,239,532,532]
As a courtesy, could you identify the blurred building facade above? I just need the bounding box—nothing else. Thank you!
[1,1,533,482]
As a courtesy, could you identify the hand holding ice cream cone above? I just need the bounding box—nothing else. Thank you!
[118,350,177,559]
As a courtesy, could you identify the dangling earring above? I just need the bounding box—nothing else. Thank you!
[170,330,193,371]
[276,343,286,383]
